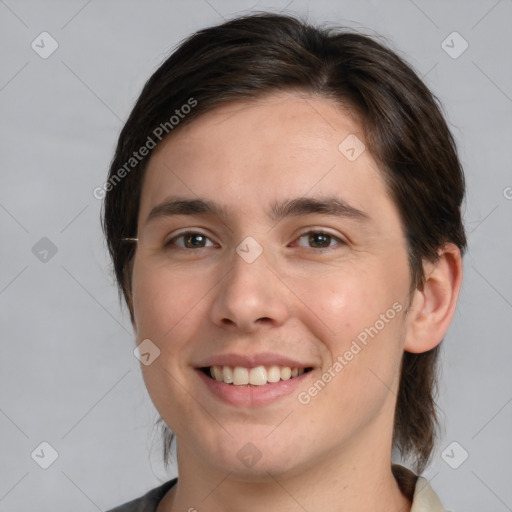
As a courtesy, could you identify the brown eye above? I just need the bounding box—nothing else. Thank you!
[308,232,331,248]
[295,231,344,249]
[166,232,214,249]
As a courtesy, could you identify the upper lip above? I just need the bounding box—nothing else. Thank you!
[195,352,314,369]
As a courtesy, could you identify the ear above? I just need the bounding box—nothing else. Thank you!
[404,243,463,354]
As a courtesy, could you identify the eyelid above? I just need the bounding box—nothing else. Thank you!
[164,229,218,248]
[293,228,348,248]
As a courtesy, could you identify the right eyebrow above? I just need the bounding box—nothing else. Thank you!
[145,197,229,225]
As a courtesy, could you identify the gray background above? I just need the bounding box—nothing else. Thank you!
[1,0,511,510]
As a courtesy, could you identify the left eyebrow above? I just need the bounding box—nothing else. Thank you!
[269,196,369,222]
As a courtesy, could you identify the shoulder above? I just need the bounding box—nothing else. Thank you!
[106,478,177,512]
[411,476,447,512]
[392,464,447,512]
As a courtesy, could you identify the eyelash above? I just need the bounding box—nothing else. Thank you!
[164,230,347,251]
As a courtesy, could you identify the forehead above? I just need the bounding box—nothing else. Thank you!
[139,91,396,228]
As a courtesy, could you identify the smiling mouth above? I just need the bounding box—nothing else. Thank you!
[200,365,313,386]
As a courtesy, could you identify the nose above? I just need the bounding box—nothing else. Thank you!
[209,247,290,332]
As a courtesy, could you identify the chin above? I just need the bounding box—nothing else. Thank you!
[199,432,310,480]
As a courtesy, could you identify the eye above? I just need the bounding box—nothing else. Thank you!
[295,231,345,249]
[165,231,216,249]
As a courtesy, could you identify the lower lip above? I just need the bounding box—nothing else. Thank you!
[196,369,311,407]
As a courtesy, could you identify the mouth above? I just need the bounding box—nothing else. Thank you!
[194,353,317,406]
[200,365,314,386]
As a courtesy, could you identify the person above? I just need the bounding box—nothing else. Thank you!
[103,12,465,512]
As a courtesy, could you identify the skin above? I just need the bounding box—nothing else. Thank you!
[129,91,463,512]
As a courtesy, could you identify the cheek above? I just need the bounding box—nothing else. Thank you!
[294,270,406,429]
[131,261,210,433]
[292,260,407,350]
[292,258,408,414]
[132,258,209,339]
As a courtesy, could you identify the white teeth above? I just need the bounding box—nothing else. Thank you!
[213,365,223,382]
[223,366,233,384]
[267,365,281,383]
[233,367,249,385]
[249,366,267,386]
[280,367,292,381]
[207,365,307,386]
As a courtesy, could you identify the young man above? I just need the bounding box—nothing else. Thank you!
[104,13,465,512]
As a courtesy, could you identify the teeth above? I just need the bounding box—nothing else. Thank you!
[233,367,249,385]
[280,367,292,381]
[208,365,306,386]
[213,366,223,381]
[223,366,233,384]
[267,365,281,383]
[249,366,267,385]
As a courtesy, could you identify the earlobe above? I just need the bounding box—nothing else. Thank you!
[404,243,463,354]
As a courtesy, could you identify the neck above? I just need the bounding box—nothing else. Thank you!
[158,442,411,512]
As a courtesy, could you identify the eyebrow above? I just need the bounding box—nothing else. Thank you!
[146,197,229,224]
[269,196,368,222]
[145,196,369,224]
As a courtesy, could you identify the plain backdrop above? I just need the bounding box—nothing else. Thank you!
[1,0,511,510]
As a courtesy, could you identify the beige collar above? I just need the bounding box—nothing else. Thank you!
[392,464,446,511]
[410,476,446,512]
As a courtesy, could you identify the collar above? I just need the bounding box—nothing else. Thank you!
[392,464,446,511]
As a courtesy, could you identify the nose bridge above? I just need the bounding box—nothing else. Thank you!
[210,240,288,329]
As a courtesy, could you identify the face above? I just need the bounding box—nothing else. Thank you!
[131,91,413,479]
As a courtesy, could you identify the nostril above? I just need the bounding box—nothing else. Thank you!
[255,317,273,326]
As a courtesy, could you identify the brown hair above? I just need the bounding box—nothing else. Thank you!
[102,12,466,473]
